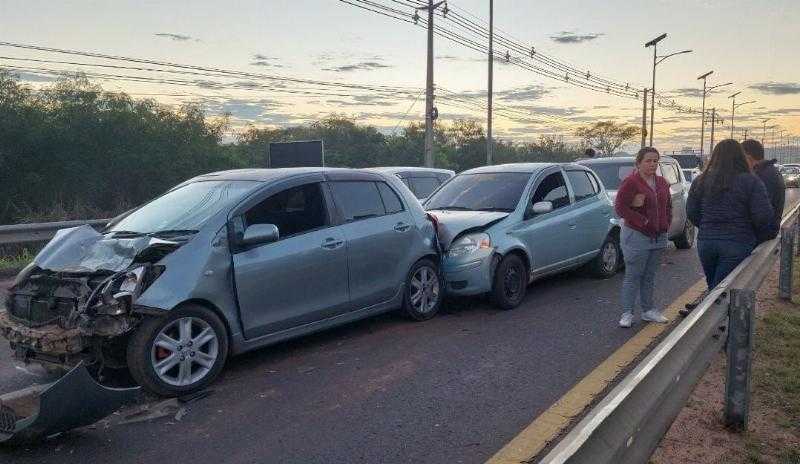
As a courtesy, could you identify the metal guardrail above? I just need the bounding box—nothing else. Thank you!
[539,201,800,464]
[0,219,109,245]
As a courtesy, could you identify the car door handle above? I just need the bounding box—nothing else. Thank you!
[321,238,344,249]
[569,223,577,230]
[394,222,411,232]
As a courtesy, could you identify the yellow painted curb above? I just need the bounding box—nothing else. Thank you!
[485,278,708,464]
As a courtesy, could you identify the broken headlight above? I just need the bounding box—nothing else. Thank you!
[117,266,146,296]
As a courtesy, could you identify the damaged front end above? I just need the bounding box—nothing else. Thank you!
[0,225,180,377]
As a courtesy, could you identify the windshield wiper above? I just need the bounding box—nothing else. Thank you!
[106,230,146,238]
[430,206,473,211]
[147,229,199,238]
[351,214,380,221]
[475,207,513,212]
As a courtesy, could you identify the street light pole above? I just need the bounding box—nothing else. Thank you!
[698,71,712,157]
[762,118,770,145]
[729,91,741,138]
[645,33,666,147]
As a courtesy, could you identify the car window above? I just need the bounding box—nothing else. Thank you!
[376,182,404,214]
[330,181,386,221]
[586,163,635,190]
[566,171,598,202]
[425,172,531,212]
[409,177,441,199]
[660,163,680,185]
[244,183,328,238]
[531,172,570,210]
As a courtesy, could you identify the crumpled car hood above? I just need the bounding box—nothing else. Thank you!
[427,210,509,250]
[31,225,179,274]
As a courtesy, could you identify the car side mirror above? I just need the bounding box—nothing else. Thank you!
[241,224,279,246]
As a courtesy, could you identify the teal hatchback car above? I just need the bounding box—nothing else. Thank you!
[425,163,621,309]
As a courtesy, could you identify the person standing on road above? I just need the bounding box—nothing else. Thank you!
[615,147,673,328]
[743,139,785,225]
[684,139,777,306]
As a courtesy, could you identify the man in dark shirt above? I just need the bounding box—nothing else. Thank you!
[743,139,785,225]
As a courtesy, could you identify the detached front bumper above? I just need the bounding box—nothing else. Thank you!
[441,250,495,296]
[0,362,140,445]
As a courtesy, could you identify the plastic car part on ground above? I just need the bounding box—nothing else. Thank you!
[0,362,139,445]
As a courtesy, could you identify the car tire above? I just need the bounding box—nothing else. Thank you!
[127,304,229,397]
[402,258,442,321]
[591,234,622,278]
[491,254,527,310]
[673,222,695,250]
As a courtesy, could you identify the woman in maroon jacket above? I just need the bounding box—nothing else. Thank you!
[614,147,672,328]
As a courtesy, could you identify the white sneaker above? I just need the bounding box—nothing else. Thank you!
[642,310,669,324]
[619,313,633,328]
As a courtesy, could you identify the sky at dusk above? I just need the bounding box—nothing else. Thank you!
[1,0,798,153]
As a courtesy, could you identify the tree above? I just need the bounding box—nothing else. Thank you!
[575,121,640,157]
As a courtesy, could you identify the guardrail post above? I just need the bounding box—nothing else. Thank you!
[725,288,756,431]
[780,226,794,300]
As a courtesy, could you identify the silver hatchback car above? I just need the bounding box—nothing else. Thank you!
[577,156,695,249]
[0,168,442,396]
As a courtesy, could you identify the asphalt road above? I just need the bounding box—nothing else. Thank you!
[1,190,796,463]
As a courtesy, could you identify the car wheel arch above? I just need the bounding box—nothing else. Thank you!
[495,248,532,281]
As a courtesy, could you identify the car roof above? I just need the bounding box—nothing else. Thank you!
[365,166,455,176]
[577,155,679,165]
[187,167,382,183]
[459,162,567,175]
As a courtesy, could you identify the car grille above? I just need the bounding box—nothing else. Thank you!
[8,293,78,327]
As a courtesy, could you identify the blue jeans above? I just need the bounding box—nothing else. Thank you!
[621,247,664,316]
[620,226,667,316]
[697,239,754,289]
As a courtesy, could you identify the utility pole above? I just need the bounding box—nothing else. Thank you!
[762,118,770,145]
[487,0,494,165]
[418,1,445,168]
[729,91,740,139]
[641,88,649,148]
[698,71,712,157]
[779,129,787,163]
[743,129,748,141]
[709,108,717,154]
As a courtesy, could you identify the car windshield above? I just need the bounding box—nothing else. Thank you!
[587,163,635,191]
[670,154,702,169]
[424,172,531,212]
[111,180,259,235]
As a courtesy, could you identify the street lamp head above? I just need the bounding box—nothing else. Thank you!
[729,91,742,99]
[645,33,667,47]
[698,70,714,80]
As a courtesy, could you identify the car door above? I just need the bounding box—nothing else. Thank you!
[510,170,576,275]
[231,181,350,339]
[659,161,686,236]
[564,169,612,261]
[328,180,416,309]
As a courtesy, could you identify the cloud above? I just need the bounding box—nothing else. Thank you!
[323,61,392,72]
[202,98,284,121]
[249,54,285,68]
[324,94,401,107]
[509,105,586,117]
[550,31,604,44]
[154,33,198,42]
[436,55,484,63]
[496,84,552,101]
[667,87,704,98]
[749,82,800,95]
